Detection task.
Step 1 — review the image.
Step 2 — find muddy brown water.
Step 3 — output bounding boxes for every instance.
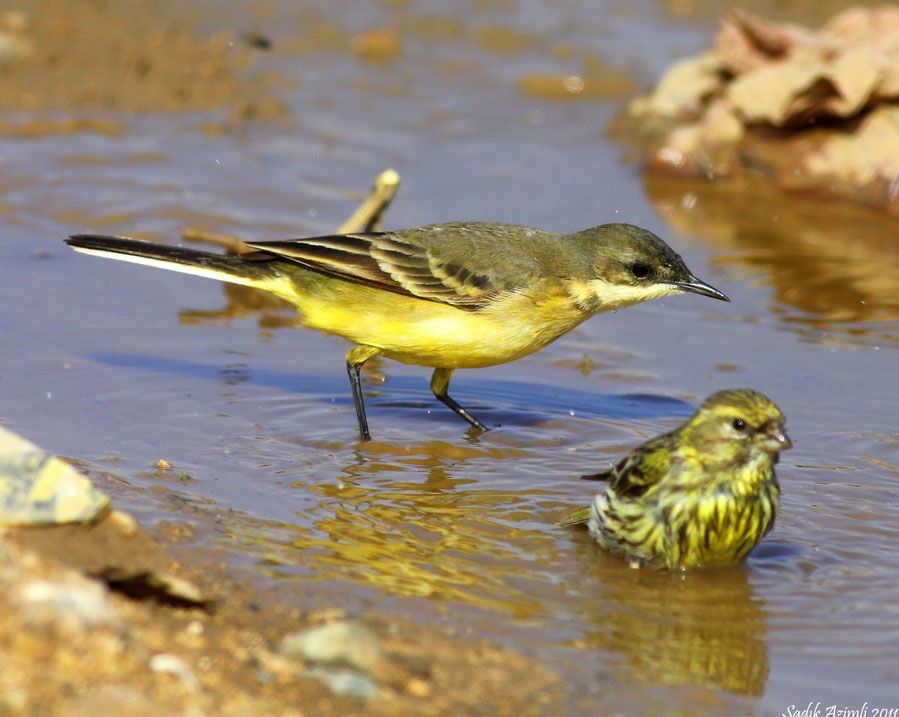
[2,1,897,713]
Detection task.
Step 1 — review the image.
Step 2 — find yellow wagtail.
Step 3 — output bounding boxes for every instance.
[66,222,728,440]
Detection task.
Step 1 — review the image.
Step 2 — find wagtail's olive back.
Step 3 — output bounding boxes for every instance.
[66,222,728,440]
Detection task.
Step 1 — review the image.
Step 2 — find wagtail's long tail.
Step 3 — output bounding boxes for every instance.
[66,235,280,287]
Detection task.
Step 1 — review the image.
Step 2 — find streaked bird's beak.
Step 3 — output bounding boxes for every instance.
[756,426,793,454]
[673,276,730,302]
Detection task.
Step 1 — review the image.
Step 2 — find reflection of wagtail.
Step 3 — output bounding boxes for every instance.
[66,222,728,440]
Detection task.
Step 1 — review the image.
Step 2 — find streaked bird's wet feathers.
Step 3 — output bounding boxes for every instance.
[560,389,789,570]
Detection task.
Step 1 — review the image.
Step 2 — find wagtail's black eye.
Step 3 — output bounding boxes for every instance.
[732,418,747,431]
[631,262,651,279]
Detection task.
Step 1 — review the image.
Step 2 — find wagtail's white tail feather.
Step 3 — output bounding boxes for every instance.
[66,234,280,287]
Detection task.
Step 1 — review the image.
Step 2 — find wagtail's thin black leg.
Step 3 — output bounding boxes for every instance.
[345,345,381,441]
[346,360,371,441]
[430,367,487,432]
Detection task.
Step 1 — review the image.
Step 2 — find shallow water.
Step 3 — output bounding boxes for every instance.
[2,1,898,713]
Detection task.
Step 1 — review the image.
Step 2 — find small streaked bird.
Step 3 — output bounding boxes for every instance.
[559,389,790,570]
[65,222,728,440]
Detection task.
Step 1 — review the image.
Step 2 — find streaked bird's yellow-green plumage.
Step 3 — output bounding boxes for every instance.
[65,222,728,440]
[560,389,791,570]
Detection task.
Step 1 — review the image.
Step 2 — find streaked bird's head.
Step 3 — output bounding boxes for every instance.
[568,223,729,311]
[682,389,791,475]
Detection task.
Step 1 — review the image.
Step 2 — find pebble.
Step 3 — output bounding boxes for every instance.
[15,574,118,631]
[303,667,379,701]
[279,621,383,673]
[279,621,385,701]
[0,29,30,65]
[149,653,200,691]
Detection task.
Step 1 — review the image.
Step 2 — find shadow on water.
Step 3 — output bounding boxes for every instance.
[748,540,805,562]
[90,351,696,426]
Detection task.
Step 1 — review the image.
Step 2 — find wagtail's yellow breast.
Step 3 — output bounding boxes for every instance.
[66,220,728,438]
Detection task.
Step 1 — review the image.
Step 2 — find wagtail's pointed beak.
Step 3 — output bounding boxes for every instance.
[673,275,730,302]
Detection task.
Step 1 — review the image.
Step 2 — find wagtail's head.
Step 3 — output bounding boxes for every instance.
[568,223,729,311]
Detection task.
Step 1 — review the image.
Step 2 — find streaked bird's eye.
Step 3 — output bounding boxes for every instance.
[732,418,747,431]
[630,262,651,279]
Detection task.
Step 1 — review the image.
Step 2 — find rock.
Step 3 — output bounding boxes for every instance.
[0,426,109,525]
[279,621,383,673]
[304,667,379,701]
[149,654,201,692]
[629,51,721,119]
[279,621,387,700]
[623,6,899,214]
[0,28,31,66]
[14,573,119,631]
[108,510,140,536]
